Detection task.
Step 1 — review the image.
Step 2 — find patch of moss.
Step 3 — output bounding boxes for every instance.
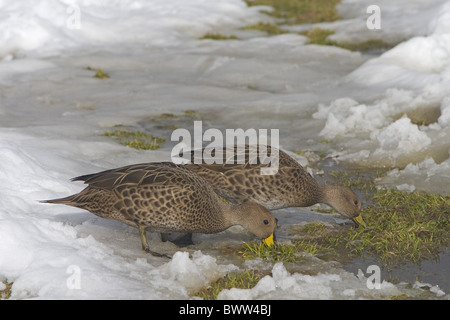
[240,237,335,263]
[245,0,341,24]
[143,110,202,131]
[102,127,166,150]
[0,281,12,300]
[242,1,390,53]
[182,109,199,115]
[86,66,110,79]
[240,241,301,263]
[200,33,240,40]
[194,269,264,300]
[304,28,336,46]
[241,22,288,35]
[390,293,411,300]
[303,28,393,53]
[337,39,393,52]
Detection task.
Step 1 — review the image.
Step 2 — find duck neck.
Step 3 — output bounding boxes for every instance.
[292,178,324,207]
[221,202,255,231]
[320,184,342,209]
[220,201,241,227]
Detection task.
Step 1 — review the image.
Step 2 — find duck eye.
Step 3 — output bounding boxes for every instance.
[354,200,359,205]
[263,219,269,225]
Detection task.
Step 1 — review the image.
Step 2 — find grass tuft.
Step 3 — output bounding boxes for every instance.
[194,269,264,300]
[337,39,393,52]
[304,28,336,45]
[241,22,288,35]
[102,128,166,150]
[240,237,335,263]
[86,66,110,79]
[240,241,301,263]
[329,188,450,266]
[200,33,240,40]
[241,0,392,52]
[303,28,392,52]
[245,0,341,24]
[0,281,12,300]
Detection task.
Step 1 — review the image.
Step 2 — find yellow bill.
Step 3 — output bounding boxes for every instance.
[352,215,367,227]
[262,233,274,246]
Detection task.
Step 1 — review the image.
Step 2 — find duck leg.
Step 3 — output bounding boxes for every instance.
[138,226,171,258]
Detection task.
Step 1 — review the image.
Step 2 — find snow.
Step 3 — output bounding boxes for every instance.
[313,0,450,189]
[0,0,449,299]
[217,262,404,300]
[0,0,262,58]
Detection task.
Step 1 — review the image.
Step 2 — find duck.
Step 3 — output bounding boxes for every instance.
[43,162,277,256]
[183,145,365,226]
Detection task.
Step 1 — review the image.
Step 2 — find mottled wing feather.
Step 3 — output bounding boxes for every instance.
[67,162,225,233]
[73,162,187,190]
[185,145,300,172]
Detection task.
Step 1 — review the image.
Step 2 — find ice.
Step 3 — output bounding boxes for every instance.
[396,184,416,192]
[371,116,431,156]
[164,251,238,293]
[0,0,263,59]
[379,157,450,193]
[313,89,441,167]
[1,0,449,300]
[346,35,450,88]
[414,281,446,297]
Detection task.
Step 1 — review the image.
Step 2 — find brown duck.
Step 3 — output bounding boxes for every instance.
[183,145,365,226]
[43,162,277,256]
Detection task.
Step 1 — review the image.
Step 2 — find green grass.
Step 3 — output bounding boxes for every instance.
[85,66,110,79]
[182,109,199,115]
[325,168,449,266]
[304,28,392,52]
[245,0,341,24]
[329,188,450,266]
[241,22,288,35]
[200,0,390,53]
[302,221,330,235]
[240,237,335,262]
[239,0,392,52]
[142,110,202,131]
[304,28,335,45]
[337,39,393,52]
[196,193,449,299]
[240,241,302,263]
[194,269,264,300]
[102,128,166,150]
[200,33,240,40]
[1,281,12,300]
